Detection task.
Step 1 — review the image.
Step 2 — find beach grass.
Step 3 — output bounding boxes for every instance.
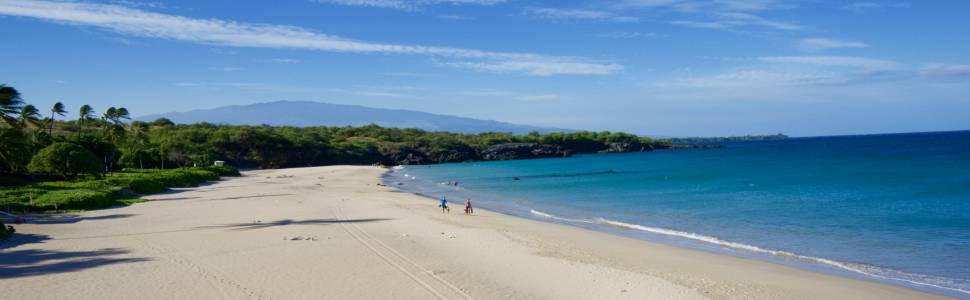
[0,166,238,212]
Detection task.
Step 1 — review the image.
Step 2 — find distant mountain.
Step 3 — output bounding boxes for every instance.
[137,101,567,134]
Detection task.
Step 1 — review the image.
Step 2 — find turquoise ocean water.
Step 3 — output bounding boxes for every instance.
[385,131,970,298]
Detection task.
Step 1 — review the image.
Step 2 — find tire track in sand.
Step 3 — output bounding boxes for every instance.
[333,205,474,300]
[136,237,271,300]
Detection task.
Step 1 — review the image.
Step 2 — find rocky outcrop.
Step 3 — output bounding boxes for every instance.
[382,148,432,165]
[378,141,717,165]
[481,143,570,161]
[598,142,657,153]
[668,143,722,150]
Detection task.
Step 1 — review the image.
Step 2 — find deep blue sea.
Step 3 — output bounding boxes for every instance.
[385,131,970,298]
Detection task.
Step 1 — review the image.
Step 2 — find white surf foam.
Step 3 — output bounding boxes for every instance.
[529,209,592,223]
[529,209,970,296]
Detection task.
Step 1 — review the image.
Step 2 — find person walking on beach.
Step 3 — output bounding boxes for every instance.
[439,197,450,213]
[464,198,473,215]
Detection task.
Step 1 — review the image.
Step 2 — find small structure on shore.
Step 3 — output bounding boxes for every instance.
[214,160,225,166]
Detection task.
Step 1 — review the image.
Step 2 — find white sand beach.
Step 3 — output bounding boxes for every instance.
[0,166,951,299]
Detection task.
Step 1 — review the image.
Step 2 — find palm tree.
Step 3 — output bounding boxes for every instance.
[103,107,117,130]
[19,105,43,156]
[116,107,130,123]
[78,104,94,138]
[0,85,24,127]
[129,122,150,170]
[49,102,66,135]
[19,105,42,129]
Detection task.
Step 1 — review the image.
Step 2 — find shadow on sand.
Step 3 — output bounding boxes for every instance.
[0,234,151,279]
[145,196,201,202]
[210,194,295,201]
[29,213,137,225]
[197,218,390,231]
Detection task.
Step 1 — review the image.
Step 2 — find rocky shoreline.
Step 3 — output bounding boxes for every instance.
[384,141,721,165]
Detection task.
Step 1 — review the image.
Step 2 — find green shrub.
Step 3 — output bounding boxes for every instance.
[127,178,165,194]
[0,219,9,239]
[201,165,240,176]
[1,166,237,212]
[34,189,116,210]
[28,142,103,177]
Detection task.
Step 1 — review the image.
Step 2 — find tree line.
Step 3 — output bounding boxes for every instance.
[1,84,669,177]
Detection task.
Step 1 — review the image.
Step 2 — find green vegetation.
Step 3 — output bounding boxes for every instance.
[1,84,670,173]
[668,133,788,144]
[28,142,103,177]
[0,219,10,240]
[1,83,665,212]
[0,166,238,212]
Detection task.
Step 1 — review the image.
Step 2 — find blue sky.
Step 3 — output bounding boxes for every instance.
[2,0,969,137]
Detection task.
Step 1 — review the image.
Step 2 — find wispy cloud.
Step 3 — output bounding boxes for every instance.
[615,1,797,32]
[0,0,620,76]
[919,64,970,79]
[171,82,324,93]
[614,0,785,12]
[672,12,799,31]
[208,66,244,72]
[442,59,623,76]
[797,38,869,52]
[437,14,473,20]
[594,31,664,39]
[757,56,898,70]
[107,0,165,9]
[264,58,302,64]
[656,69,844,88]
[378,71,427,77]
[313,0,505,11]
[657,55,904,89]
[515,94,565,101]
[842,2,909,12]
[523,7,638,22]
[353,90,416,98]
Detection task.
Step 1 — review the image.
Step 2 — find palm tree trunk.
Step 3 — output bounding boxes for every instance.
[48,112,54,136]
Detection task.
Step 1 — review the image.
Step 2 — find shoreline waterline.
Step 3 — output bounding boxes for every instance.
[384,147,970,300]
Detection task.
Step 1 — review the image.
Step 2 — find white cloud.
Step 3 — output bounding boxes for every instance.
[378,71,427,77]
[515,94,564,101]
[656,69,844,88]
[670,20,728,29]
[353,90,415,98]
[657,56,905,89]
[919,64,970,79]
[107,0,165,9]
[843,2,909,12]
[672,12,799,31]
[443,59,624,76]
[614,0,784,12]
[718,12,799,30]
[758,56,899,70]
[523,7,638,22]
[265,58,302,64]
[313,0,505,11]
[594,31,664,39]
[437,14,472,20]
[797,38,869,52]
[208,66,244,72]
[0,0,620,76]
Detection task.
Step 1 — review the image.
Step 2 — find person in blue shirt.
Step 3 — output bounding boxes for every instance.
[439,197,450,213]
